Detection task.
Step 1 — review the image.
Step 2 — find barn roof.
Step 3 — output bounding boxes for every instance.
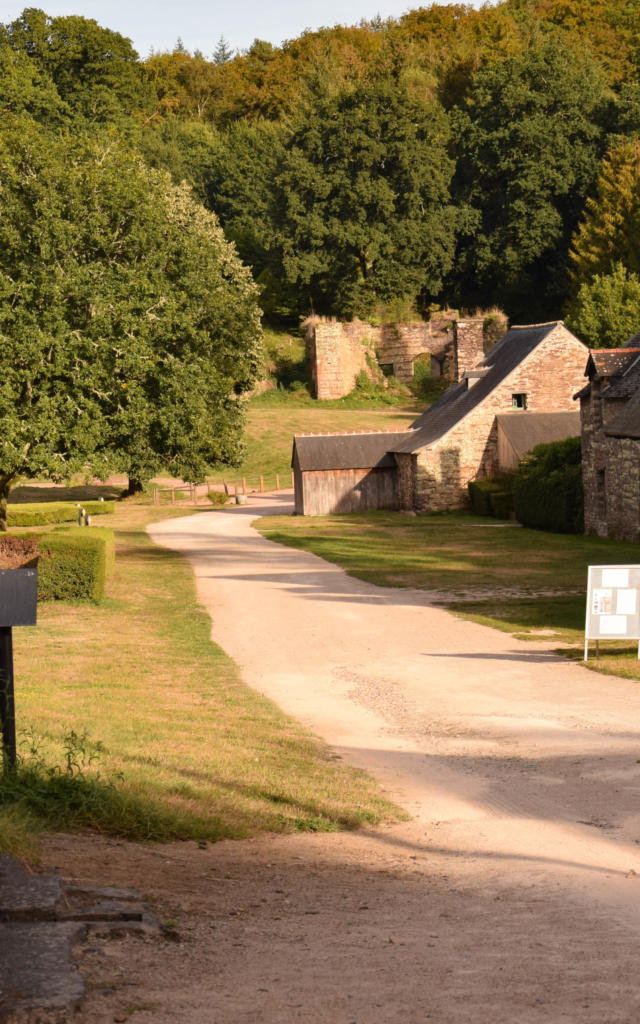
[495,411,581,460]
[390,322,570,454]
[292,431,411,472]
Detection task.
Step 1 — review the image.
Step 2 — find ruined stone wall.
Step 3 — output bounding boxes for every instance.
[306,314,461,400]
[304,319,377,401]
[410,324,588,512]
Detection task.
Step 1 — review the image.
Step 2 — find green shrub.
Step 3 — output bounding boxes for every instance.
[489,490,514,519]
[36,526,115,601]
[468,479,504,516]
[8,500,115,528]
[208,490,229,507]
[513,438,583,533]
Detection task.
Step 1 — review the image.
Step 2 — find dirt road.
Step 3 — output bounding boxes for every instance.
[43,496,640,1022]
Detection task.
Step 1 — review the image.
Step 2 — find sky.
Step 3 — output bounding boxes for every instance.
[0,0,488,59]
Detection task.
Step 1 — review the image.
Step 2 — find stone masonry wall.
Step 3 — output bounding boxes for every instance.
[582,387,640,541]
[411,324,588,512]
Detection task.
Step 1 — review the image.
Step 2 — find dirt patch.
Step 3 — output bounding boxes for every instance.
[0,535,39,569]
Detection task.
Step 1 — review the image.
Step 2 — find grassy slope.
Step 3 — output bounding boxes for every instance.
[256,512,640,680]
[1,504,403,859]
[208,398,419,488]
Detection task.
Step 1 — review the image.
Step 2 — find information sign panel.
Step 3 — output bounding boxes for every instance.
[585,564,640,660]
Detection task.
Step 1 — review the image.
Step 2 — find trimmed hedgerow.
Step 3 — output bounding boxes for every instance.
[8,501,115,528]
[489,490,514,520]
[513,437,583,534]
[36,527,116,602]
[468,479,504,516]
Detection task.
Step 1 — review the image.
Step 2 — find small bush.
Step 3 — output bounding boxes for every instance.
[36,526,115,601]
[8,500,115,527]
[513,438,583,533]
[208,490,229,507]
[468,479,504,516]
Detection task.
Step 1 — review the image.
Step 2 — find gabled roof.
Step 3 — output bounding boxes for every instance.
[577,345,640,400]
[390,322,572,454]
[604,389,640,439]
[586,349,640,378]
[496,412,581,460]
[292,431,410,472]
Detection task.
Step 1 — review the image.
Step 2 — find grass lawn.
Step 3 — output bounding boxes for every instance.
[207,398,419,491]
[256,511,640,679]
[1,503,403,861]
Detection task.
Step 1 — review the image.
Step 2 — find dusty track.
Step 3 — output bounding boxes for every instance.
[41,495,640,1022]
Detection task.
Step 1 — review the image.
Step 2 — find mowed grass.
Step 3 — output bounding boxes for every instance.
[208,399,418,489]
[256,511,640,679]
[1,504,403,858]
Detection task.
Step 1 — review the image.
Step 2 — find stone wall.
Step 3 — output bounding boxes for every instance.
[306,313,473,400]
[581,387,640,541]
[409,324,588,512]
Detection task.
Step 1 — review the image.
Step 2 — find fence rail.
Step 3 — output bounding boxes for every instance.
[153,474,294,506]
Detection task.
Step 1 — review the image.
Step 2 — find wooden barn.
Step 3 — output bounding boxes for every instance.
[291,431,410,515]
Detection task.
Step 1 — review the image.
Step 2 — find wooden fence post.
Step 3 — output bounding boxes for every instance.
[242,477,247,495]
[260,475,264,493]
[275,473,280,491]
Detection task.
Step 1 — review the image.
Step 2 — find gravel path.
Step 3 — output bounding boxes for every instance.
[41,495,640,1023]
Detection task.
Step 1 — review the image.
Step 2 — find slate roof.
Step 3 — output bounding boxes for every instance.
[601,352,640,399]
[496,412,581,460]
[292,431,410,472]
[604,389,640,439]
[576,334,640,399]
[390,322,565,454]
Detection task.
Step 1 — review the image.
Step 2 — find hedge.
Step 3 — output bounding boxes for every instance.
[513,438,583,534]
[489,490,514,520]
[35,527,115,602]
[468,479,504,516]
[8,501,115,528]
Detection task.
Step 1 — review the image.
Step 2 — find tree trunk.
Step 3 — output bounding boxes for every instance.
[0,478,10,532]
[125,477,144,497]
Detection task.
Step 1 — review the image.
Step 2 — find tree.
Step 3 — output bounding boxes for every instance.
[565,263,640,348]
[450,34,609,319]
[0,117,262,528]
[1,7,155,124]
[212,36,234,65]
[570,140,640,282]
[274,78,456,317]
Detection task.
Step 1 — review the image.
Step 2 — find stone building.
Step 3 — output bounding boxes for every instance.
[304,314,502,400]
[390,321,587,512]
[577,337,640,541]
[292,321,587,515]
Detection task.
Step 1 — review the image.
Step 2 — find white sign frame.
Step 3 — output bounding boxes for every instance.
[585,565,640,661]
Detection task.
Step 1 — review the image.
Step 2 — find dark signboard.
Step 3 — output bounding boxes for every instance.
[0,569,38,627]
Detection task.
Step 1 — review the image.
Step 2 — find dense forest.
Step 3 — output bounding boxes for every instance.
[1,1,640,341]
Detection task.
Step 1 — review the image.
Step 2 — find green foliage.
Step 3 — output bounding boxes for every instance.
[566,263,640,347]
[570,141,640,284]
[452,34,610,319]
[36,526,115,602]
[513,437,584,533]
[468,479,505,516]
[0,115,262,523]
[207,490,229,507]
[275,77,457,317]
[7,501,114,527]
[1,728,181,841]
[489,490,514,519]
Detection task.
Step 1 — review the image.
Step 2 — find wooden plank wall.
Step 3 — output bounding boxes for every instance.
[300,467,399,515]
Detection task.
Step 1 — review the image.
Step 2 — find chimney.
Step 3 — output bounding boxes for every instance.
[454,318,485,382]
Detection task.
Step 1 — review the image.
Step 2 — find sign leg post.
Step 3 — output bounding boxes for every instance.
[0,626,16,772]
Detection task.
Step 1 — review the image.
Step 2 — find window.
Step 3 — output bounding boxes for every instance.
[512,393,527,410]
